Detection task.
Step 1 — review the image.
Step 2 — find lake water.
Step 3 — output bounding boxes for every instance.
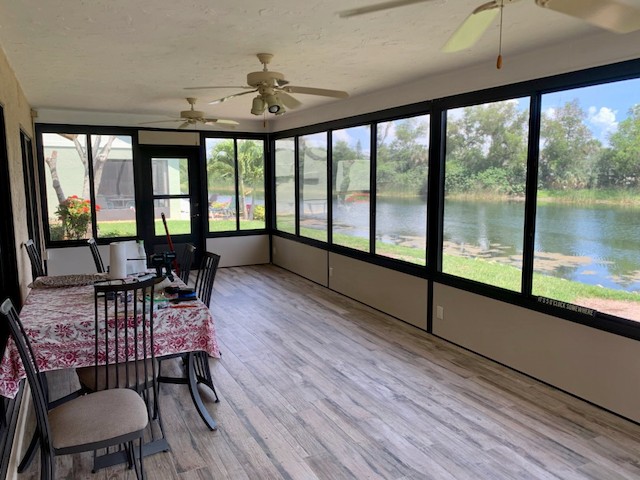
[332,197,640,292]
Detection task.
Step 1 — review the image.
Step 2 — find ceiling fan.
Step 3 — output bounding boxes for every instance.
[185,53,349,116]
[339,0,640,55]
[138,97,239,129]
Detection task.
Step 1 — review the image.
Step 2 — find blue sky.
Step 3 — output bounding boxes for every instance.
[542,77,640,146]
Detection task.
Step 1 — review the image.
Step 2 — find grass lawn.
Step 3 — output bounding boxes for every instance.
[315,229,639,305]
[98,219,266,237]
[99,219,639,308]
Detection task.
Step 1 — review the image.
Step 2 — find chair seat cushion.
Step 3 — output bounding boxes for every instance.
[76,358,158,392]
[49,388,148,450]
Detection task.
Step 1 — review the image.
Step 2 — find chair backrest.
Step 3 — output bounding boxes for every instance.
[87,238,106,273]
[179,244,196,285]
[194,252,221,308]
[92,277,158,392]
[0,299,54,463]
[24,239,45,278]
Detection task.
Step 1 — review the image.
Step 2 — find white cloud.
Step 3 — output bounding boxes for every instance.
[333,127,371,155]
[588,106,618,142]
[332,128,353,144]
[301,132,326,148]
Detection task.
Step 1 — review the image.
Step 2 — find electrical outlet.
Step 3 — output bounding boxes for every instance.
[436,305,444,320]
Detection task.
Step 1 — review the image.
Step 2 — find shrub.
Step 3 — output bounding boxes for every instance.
[253,205,265,221]
[55,195,100,240]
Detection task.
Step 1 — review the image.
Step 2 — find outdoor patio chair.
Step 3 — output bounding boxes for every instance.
[0,298,148,480]
[87,238,106,273]
[179,243,196,285]
[24,239,45,278]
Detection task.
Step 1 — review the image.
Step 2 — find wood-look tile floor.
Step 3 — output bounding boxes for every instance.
[18,264,640,479]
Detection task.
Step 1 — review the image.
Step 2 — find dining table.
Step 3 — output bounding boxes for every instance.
[0,272,222,450]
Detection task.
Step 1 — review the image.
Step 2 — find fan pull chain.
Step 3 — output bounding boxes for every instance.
[497,0,504,69]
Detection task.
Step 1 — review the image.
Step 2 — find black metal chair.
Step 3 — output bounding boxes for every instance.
[190,252,221,400]
[87,238,105,273]
[194,252,221,309]
[0,298,148,480]
[158,251,221,404]
[179,243,196,285]
[24,239,45,278]
[75,275,167,470]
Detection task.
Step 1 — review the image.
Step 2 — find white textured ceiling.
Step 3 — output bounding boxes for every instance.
[0,0,639,129]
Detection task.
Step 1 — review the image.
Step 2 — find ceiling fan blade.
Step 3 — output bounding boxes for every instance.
[277,92,303,109]
[442,1,500,52]
[137,119,181,125]
[203,118,240,126]
[282,86,349,99]
[184,85,252,90]
[535,0,640,33]
[178,121,190,129]
[209,89,258,105]
[338,0,435,17]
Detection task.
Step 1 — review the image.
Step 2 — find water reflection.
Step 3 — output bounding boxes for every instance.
[332,197,640,292]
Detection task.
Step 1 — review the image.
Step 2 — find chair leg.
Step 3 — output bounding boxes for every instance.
[152,381,166,441]
[146,389,163,440]
[196,351,219,402]
[18,428,39,473]
[137,436,145,480]
[126,441,134,469]
[39,445,54,480]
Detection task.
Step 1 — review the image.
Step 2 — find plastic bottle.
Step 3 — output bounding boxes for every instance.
[136,240,147,273]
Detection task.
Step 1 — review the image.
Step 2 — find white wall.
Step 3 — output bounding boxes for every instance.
[206,235,269,267]
[432,283,640,423]
[329,253,428,330]
[272,236,328,286]
[46,245,102,275]
[138,130,200,146]
[0,44,36,300]
[35,109,268,133]
[46,236,270,275]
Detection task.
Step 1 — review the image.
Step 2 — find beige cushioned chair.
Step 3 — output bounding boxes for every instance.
[0,298,148,480]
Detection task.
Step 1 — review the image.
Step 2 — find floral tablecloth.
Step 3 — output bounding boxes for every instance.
[0,279,220,398]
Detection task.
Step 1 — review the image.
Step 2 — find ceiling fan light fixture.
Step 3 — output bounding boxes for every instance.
[251,96,266,115]
[191,54,348,117]
[265,93,283,114]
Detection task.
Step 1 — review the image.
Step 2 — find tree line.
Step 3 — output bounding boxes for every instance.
[331,100,640,198]
[448,99,640,195]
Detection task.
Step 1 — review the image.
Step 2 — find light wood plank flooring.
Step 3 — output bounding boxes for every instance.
[18,264,640,479]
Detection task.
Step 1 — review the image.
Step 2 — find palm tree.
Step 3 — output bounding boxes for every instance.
[207,139,264,219]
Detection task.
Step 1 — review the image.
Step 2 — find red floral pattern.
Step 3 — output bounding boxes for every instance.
[0,281,220,398]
